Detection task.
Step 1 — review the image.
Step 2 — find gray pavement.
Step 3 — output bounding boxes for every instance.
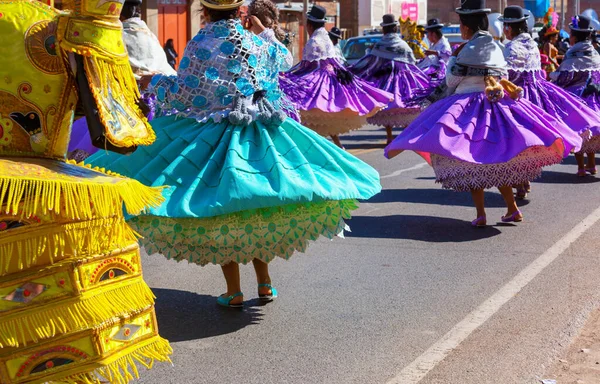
[138,125,600,384]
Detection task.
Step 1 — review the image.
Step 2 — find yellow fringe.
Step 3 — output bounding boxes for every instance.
[49,337,172,384]
[0,165,164,221]
[83,56,156,149]
[0,279,155,348]
[0,217,137,277]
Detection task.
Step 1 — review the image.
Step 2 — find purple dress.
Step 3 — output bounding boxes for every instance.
[384,31,582,191]
[552,40,600,153]
[506,34,600,154]
[349,33,434,128]
[280,27,392,136]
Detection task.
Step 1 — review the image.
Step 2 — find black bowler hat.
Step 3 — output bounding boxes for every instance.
[380,14,398,27]
[424,18,444,30]
[329,27,342,39]
[498,6,529,23]
[455,0,491,15]
[570,14,595,31]
[307,5,327,23]
[124,0,142,5]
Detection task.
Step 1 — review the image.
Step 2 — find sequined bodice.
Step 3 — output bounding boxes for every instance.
[0,1,76,159]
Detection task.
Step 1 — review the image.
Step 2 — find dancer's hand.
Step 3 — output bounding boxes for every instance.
[452,43,466,56]
[246,15,266,35]
[424,50,439,57]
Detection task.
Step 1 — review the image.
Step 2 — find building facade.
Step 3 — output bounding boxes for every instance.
[428,0,598,28]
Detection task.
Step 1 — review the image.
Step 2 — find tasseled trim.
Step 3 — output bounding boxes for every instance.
[50,337,172,384]
[0,160,164,221]
[82,56,156,148]
[0,217,138,277]
[0,278,155,348]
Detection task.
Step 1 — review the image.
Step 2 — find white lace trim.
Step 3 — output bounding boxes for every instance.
[303,27,338,62]
[430,146,563,191]
[557,41,600,72]
[504,33,541,72]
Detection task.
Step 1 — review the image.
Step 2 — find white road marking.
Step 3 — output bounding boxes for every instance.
[387,205,600,384]
[381,162,429,179]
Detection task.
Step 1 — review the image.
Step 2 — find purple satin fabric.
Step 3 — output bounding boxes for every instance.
[385,92,582,163]
[280,58,392,114]
[349,56,434,109]
[510,69,600,137]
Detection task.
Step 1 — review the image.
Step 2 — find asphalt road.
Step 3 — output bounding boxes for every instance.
[137,125,600,384]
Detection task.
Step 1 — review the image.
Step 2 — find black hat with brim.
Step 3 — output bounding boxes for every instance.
[456,0,491,15]
[329,27,343,39]
[307,5,327,23]
[424,18,444,30]
[380,14,398,27]
[498,5,529,23]
[570,15,595,32]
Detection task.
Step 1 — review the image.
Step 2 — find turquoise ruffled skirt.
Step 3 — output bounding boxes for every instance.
[87,115,381,265]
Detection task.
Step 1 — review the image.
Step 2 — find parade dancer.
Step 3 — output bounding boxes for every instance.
[501,6,600,190]
[329,27,347,64]
[551,15,600,176]
[68,0,175,161]
[0,0,172,382]
[246,0,301,122]
[87,0,381,308]
[418,18,453,85]
[384,0,582,227]
[280,5,392,149]
[349,14,434,144]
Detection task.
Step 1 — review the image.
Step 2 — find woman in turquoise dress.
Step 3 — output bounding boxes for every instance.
[88,0,381,307]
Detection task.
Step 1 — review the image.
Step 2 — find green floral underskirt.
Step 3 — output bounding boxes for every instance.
[128,199,358,266]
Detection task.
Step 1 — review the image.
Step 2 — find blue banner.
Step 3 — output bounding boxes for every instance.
[524,0,550,18]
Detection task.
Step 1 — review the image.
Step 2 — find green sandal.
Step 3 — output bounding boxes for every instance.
[216,292,244,308]
[258,284,278,301]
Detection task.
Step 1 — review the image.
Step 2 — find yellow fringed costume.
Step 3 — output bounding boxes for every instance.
[0,0,171,382]
[399,17,426,59]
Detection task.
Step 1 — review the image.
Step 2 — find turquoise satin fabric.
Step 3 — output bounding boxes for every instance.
[88,116,381,218]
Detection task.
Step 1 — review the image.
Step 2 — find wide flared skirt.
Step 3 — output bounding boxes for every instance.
[280,62,392,116]
[87,115,382,264]
[517,76,600,154]
[384,92,583,191]
[351,58,433,110]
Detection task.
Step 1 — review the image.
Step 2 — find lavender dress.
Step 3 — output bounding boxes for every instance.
[280,27,392,136]
[385,31,582,191]
[551,40,600,152]
[349,33,434,128]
